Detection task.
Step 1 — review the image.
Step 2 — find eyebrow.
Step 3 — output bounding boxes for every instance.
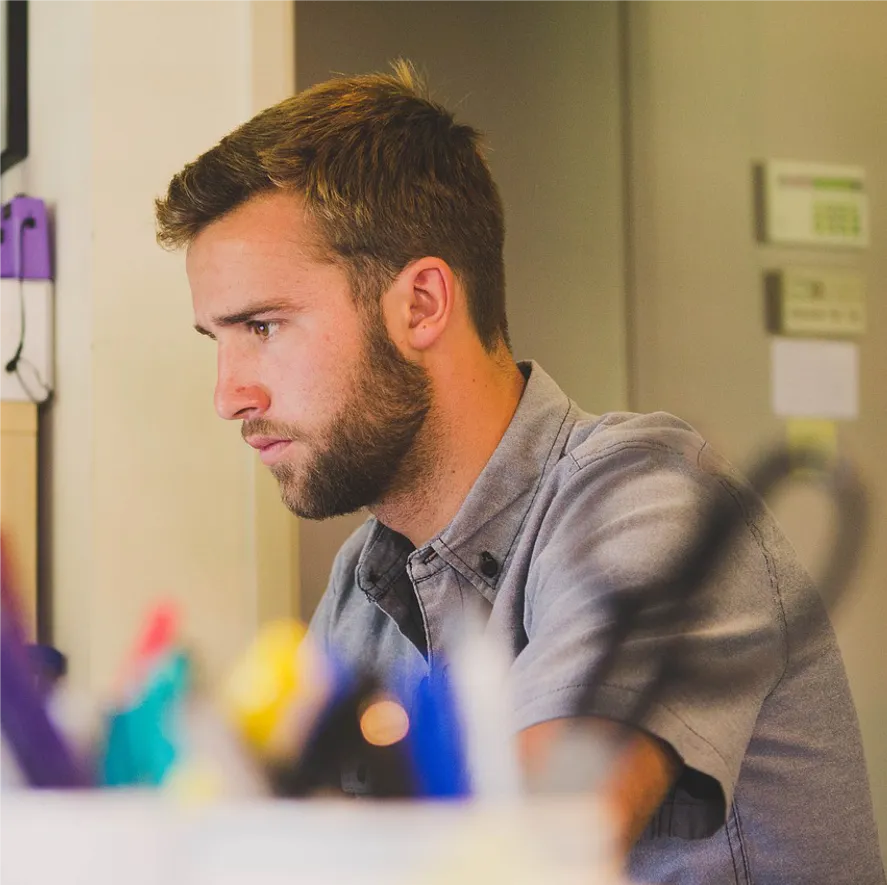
[194,300,294,337]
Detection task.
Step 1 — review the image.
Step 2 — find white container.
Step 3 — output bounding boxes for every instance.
[0,793,629,885]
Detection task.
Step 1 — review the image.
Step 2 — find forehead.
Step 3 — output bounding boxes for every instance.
[186,190,333,283]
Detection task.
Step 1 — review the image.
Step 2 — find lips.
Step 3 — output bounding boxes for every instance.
[245,435,292,467]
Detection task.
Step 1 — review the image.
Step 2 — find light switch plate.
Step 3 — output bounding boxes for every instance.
[765,267,866,338]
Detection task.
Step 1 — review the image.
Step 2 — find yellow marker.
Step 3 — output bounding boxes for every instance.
[786,418,838,469]
[220,620,307,754]
[219,620,332,761]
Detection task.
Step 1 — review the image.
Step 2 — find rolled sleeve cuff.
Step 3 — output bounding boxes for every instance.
[512,681,736,818]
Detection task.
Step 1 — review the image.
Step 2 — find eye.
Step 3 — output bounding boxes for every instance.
[246,320,279,340]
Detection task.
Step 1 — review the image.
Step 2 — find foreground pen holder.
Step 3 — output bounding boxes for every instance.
[1,791,627,885]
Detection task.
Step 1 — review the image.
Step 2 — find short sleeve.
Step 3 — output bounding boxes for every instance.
[509,442,787,831]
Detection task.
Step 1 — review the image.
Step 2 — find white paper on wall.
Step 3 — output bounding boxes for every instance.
[771,338,859,420]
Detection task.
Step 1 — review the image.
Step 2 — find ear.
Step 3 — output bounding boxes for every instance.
[382,257,456,354]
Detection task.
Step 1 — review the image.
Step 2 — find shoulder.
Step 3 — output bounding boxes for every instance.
[532,409,741,522]
[529,409,766,591]
[564,410,715,473]
[552,409,757,510]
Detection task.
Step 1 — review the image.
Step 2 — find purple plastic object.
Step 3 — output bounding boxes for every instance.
[0,544,90,788]
[1,196,52,280]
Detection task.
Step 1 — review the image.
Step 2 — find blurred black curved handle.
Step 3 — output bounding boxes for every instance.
[580,445,869,733]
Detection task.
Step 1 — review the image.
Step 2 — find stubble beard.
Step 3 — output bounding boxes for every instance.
[269,314,434,520]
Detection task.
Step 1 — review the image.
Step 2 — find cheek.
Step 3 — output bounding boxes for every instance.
[264,338,357,423]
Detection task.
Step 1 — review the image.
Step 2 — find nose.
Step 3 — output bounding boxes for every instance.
[214,346,271,421]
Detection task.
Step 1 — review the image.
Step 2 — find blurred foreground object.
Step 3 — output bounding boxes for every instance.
[0,540,92,788]
[0,793,626,885]
[26,644,68,694]
[539,444,869,795]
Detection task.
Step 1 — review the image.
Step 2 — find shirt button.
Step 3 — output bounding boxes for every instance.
[480,551,499,578]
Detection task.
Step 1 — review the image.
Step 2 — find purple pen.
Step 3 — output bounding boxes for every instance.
[0,544,91,788]
[0,637,91,787]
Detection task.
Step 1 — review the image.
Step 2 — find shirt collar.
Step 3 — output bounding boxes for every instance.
[356,361,576,604]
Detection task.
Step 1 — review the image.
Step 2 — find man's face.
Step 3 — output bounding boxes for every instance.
[186,191,432,519]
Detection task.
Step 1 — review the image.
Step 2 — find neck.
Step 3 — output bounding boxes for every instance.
[372,354,525,547]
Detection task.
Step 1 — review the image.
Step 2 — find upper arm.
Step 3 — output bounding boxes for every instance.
[510,443,785,837]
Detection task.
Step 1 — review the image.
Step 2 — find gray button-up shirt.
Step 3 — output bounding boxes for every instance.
[311,361,884,884]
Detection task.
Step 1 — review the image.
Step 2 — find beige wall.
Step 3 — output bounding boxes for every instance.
[626,0,887,853]
[12,0,298,691]
[294,0,628,617]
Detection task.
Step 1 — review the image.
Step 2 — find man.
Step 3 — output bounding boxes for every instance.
[156,63,884,882]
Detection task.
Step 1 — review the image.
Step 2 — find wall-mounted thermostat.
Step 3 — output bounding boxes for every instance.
[765,267,866,338]
[757,160,869,248]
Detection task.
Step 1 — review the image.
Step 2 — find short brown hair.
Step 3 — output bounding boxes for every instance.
[155,61,509,351]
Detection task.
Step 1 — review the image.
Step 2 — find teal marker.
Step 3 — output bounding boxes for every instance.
[101,650,190,787]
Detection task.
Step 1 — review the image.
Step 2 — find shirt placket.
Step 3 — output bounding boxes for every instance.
[407,549,492,671]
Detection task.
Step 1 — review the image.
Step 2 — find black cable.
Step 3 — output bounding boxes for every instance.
[578,444,868,739]
[4,217,34,373]
[4,214,51,405]
[13,357,51,405]
[3,286,26,374]
[532,444,869,800]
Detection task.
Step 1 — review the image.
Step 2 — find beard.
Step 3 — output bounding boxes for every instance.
[243,312,433,520]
